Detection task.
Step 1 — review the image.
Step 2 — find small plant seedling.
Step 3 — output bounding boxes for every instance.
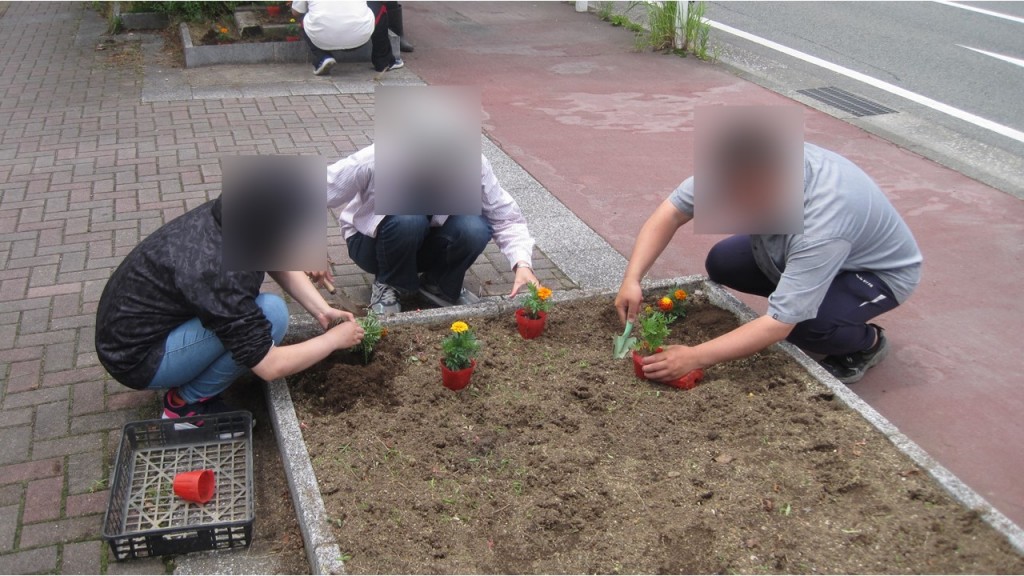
[351,311,385,364]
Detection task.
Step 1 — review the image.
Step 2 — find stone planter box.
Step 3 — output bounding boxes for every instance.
[267,276,1024,573]
[180,22,398,69]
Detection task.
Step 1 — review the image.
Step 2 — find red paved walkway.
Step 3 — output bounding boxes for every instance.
[404,2,1024,527]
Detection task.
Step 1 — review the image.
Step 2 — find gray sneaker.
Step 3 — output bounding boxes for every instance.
[419,280,480,308]
[821,324,889,384]
[369,281,402,315]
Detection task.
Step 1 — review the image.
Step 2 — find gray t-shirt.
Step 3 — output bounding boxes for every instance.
[670,142,922,324]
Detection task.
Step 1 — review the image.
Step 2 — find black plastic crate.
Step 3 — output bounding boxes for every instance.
[102,411,254,561]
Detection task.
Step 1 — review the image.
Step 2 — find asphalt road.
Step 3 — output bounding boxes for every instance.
[704,1,1024,194]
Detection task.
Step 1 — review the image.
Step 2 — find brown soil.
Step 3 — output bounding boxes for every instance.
[289,296,1024,574]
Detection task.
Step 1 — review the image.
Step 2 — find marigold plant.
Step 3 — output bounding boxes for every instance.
[442,320,479,370]
[286,17,300,35]
[215,25,232,42]
[658,286,689,321]
[633,308,674,355]
[519,283,552,319]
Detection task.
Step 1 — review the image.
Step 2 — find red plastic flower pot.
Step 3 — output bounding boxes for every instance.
[515,309,547,340]
[173,469,215,504]
[440,359,476,391]
[285,35,300,42]
[631,350,647,379]
[666,368,705,390]
[267,5,282,16]
[631,348,662,379]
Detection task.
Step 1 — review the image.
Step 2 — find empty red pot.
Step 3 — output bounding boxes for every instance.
[285,35,300,42]
[440,359,476,391]
[515,309,547,339]
[173,469,215,504]
[267,5,282,16]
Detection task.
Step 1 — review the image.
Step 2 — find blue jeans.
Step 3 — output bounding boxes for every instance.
[147,294,289,403]
[705,235,899,356]
[347,215,493,301]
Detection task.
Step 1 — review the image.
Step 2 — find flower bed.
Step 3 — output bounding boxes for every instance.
[287,288,1024,573]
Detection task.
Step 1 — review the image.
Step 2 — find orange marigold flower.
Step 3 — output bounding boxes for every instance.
[537,287,553,301]
[658,297,674,311]
[673,289,687,301]
[220,27,229,33]
[380,329,388,337]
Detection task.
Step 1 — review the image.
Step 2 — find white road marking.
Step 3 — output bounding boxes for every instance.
[932,0,1024,25]
[706,19,1024,145]
[958,44,1024,70]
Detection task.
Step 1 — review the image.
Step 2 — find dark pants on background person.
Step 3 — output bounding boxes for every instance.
[347,215,493,301]
[705,235,898,356]
[302,2,396,71]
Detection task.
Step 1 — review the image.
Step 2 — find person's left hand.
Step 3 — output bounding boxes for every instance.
[642,345,703,382]
[316,307,354,331]
[509,265,540,297]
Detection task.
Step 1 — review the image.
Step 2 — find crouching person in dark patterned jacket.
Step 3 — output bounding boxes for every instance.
[95,159,364,427]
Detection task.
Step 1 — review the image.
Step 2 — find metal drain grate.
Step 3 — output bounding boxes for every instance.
[797,86,897,117]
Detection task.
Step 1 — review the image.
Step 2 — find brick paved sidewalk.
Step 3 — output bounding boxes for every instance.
[0,3,575,573]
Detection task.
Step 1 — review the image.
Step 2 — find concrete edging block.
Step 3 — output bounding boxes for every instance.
[119,12,169,30]
[264,378,346,575]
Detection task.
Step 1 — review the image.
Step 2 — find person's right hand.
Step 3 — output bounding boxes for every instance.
[615,279,643,325]
[326,319,364,349]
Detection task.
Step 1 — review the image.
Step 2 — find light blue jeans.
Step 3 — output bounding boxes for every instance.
[148,293,289,403]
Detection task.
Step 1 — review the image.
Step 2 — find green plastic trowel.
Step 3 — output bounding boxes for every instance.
[613,321,636,359]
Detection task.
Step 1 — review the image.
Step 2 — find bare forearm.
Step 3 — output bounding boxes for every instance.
[252,336,335,381]
[270,271,329,319]
[693,316,794,368]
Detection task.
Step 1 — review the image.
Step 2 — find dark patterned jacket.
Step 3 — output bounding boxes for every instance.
[95,198,273,390]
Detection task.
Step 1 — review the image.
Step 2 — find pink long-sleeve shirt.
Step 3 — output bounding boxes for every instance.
[326,145,536,270]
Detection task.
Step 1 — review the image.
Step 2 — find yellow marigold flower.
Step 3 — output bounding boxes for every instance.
[537,287,553,301]
[289,18,296,23]
[645,305,653,314]
[451,321,469,334]
[657,296,674,311]
[674,289,687,301]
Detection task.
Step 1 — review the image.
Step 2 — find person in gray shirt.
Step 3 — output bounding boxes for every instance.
[615,141,922,384]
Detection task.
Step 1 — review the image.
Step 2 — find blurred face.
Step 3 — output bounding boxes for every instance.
[718,163,786,229]
[692,105,804,235]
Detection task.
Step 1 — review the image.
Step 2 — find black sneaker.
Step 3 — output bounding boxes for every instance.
[163,392,236,430]
[821,324,889,384]
[314,57,336,76]
[419,275,480,307]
